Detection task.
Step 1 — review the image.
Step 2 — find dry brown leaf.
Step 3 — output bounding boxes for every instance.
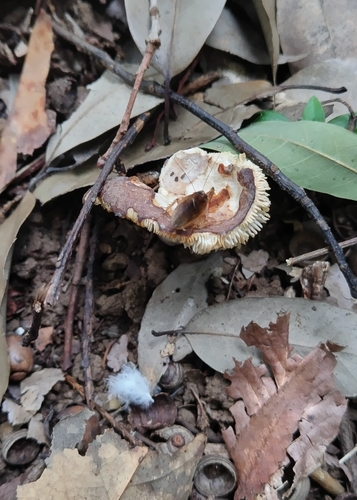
[107,334,128,372]
[222,314,347,500]
[21,368,64,413]
[35,326,54,352]
[0,10,54,192]
[17,430,147,500]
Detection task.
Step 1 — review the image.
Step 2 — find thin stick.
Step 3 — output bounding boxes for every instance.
[287,236,357,266]
[93,402,140,446]
[62,217,91,371]
[324,97,357,131]
[43,111,152,307]
[51,22,357,298]
[82,217,98,409]
[97,0,161,168]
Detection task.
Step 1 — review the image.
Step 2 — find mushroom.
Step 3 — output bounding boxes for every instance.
[96,147,270,254]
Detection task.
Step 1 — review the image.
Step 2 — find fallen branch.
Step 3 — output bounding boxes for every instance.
[48,22,357,299]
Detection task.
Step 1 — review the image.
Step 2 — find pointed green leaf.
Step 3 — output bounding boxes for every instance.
[301,96,325,122]
[252,110,290,123]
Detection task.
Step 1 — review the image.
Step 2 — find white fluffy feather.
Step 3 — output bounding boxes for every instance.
[107,362,154,409]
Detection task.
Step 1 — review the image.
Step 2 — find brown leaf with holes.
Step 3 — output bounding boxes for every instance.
[0,10,54,192]
[222,313,347,500]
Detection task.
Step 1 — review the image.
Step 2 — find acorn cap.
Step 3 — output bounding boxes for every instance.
[96,147,270,254]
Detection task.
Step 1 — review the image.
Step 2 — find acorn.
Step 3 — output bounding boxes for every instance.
[7,334,34,381]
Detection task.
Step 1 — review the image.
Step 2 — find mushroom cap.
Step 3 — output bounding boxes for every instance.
[97,147,270,254]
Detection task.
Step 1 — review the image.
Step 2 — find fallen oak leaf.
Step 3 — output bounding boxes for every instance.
[222,314,347,500]
[0,10,54,192]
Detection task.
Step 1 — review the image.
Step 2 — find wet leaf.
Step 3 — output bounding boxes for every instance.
[138,253,223,392]
[181,297,357,396]
[277,0,357,71]
[17,430,148,500]
[46,70,163,165]
[203,121,357,201]
[120,434,206,500]
[0,192,36,402]
[301,96,325,122]
[252,0,279,82]
[0,11,54,192]
[125,0,226,78]
[223,314,347,499]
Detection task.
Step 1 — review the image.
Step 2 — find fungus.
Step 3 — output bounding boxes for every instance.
[96,147,270,254]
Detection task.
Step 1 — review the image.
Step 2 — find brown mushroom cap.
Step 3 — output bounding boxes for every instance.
[97,147,270,254]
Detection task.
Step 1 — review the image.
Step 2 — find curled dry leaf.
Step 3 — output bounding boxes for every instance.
[97,147,270,254]
[222,314,347,500]
[0,10,54,192]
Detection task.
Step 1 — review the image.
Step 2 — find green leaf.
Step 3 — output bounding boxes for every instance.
[252,110,290,123]
[328,114,357,133]
[301,96,325,122]
[201,121,357,201]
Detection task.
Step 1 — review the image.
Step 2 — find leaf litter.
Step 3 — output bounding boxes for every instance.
[2,1,357,499]
[223,313,347,500]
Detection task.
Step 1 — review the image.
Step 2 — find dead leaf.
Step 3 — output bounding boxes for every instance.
[21,368,64,413]
[277,0,357,71]
[0,192,36,402]
[252,0,279,82]
[46,70,163,165]
[35,326,54,352]
[138,253,223,392]
[120,433,206,500]
[17,430,148,500]
[1,398,33,425]
[0,10,54,192]
[239,249,269,275]
[125,0,225,78]
[204,80,272,109]
[325,263,357,312]
[178,296,357,396]
[50,408,101,459]
[223,314,347,499]
[107,334,128,372]
[28,414,48,445]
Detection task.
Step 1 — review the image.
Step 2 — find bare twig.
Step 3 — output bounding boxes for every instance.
[62,217,91,371]
[287,236,357,266]
[82,217,98,409]
[22,285,49,346]
[51,21,357,298]
[43,111,152,307]
[93,402,139,446]
[97,1,161,167]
